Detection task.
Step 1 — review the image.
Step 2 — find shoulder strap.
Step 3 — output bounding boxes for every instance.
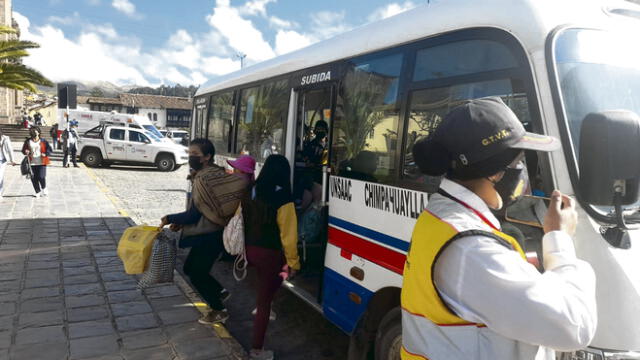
[432,229,517,317]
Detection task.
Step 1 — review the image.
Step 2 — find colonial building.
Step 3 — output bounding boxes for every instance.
[77,94,192,129]
[0,0,24,124]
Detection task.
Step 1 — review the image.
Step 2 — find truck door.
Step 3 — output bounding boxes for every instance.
[105,128,127,161]
[126,129,153,163]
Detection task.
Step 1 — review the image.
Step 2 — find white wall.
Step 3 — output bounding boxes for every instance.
[138,108,167,129]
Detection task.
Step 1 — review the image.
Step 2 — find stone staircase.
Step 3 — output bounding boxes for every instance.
[1,124,64,161]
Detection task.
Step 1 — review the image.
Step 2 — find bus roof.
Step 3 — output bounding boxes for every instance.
[197,0,638,97]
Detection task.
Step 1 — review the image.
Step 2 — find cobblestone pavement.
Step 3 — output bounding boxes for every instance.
[89,163,350,360]
[0,146,237,360]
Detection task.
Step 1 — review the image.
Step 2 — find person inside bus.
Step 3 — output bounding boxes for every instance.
[401,97,597,360]
[303,120,329,172]
[339,150,379,183]
[160,138,247,325]
[241,154,300,360]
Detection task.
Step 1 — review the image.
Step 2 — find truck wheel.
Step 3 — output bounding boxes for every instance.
[156,154,175,172]
[82,149,102,168]
[375,307,402,360]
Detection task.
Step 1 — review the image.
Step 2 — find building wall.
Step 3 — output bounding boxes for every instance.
[28,104,58,126]
[138,107,167,128]
[0,0,24,125]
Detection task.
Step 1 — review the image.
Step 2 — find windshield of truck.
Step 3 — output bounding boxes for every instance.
[143,125,164,139]
[554,28,640,159]
[144,131,161,142]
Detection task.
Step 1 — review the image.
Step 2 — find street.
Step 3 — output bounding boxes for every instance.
[89,164,351,360]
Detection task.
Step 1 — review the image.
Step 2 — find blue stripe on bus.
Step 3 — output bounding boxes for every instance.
[322,267,373,334]
[328,216,409,252]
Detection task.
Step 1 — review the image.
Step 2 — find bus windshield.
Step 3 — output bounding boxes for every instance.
[554,28,640,159]
[143,125,164,139]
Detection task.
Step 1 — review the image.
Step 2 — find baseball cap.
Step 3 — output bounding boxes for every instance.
[436,97,559,166]
[227,155,256,174]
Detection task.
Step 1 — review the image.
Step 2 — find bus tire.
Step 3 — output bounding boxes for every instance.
[82,149,102,168]
[375,307,402,360]
[156,154,175,172]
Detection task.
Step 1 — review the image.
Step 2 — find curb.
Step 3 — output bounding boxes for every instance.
[83,166,248,360]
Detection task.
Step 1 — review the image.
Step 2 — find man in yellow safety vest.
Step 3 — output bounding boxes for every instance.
[401,97,597,360]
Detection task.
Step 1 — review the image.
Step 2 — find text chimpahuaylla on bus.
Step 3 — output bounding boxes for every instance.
[190,0,640,358]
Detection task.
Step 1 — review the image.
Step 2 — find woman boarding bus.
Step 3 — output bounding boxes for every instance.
[190,0,640,358]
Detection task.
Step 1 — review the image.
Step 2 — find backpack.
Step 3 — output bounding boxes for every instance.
[223,205,247,281]
[20,157,32,178]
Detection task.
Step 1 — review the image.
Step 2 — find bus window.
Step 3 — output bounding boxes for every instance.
[207,91,234,154]
[237,79,289,161]
[332,53,403,184]
[413,40,518,81]
[403,79,532,184]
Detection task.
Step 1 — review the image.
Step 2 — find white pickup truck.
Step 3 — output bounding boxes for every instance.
[78,125,189,171]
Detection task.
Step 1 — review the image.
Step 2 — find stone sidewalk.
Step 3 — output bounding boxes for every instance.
[0,146,239,360]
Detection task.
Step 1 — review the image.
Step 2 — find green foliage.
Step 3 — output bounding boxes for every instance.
[0,25,52,91]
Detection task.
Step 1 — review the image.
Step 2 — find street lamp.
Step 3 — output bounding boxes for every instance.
[236,52,247,69]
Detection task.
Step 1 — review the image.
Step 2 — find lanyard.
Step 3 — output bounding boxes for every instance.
[437,189,499,231]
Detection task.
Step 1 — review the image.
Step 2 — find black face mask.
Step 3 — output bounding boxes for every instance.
[494,160,529,208]
[315,131,326,139]
[189,155,203,171]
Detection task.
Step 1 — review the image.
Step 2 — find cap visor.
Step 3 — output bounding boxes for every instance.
[511,132,561,152]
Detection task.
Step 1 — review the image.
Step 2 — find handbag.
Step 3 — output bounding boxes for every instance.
[138,231,177,288]
[20,157,32,179]
[223,205,247,281]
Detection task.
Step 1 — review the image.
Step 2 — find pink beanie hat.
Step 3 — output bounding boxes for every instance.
[227,155,256,174]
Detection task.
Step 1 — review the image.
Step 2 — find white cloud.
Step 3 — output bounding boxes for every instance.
[269,15,295,30]
[367,1,418,23]
[48,12,80,25]
[241,0,276,17]
[112,0,141,19]
[311,11,352,40]
[207,0,275,62]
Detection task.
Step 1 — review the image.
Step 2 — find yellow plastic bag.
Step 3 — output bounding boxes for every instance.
[117,225,162,274]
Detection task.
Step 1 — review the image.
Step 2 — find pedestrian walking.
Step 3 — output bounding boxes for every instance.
[21,126,53,198]
[50,124,59,150]
[62,121,79,168]
[160,138,247,325]
[401,97,597,359]
[241,154,300,360]
[0,127,16,197]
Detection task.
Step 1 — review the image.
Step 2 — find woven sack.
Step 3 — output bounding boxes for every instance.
[138,231,176,288]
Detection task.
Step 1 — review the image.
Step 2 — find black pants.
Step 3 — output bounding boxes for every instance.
[63,144,77,167]
[30,165,46,193]
[183,232,225,311]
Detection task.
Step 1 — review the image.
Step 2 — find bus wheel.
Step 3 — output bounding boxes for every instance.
[156,154,175,172]
[82,149,102,168]
[375,307,402,360]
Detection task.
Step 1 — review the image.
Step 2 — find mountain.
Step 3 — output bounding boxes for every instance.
[37,81,197,98]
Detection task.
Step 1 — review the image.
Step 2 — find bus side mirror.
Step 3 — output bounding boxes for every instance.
[578,111,640,206]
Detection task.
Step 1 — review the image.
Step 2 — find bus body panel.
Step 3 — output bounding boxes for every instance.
[191,0,640,354]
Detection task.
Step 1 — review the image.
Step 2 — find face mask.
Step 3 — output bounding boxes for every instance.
[493,160,530,208]
[189,155,203,171]
[315,131,326,139]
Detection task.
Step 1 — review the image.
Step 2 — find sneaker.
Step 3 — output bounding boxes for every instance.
[249,349,274,360]
[252,308,277,321]
[33,192,41,198]
[73,165,79,168]
[220,289,231,303]
[197,309,229,325]
[42,188,48,196]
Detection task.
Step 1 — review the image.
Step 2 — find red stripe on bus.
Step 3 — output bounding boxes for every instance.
[328,226,406,275]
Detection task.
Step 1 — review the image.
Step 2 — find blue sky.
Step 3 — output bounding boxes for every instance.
[15,0,420,87]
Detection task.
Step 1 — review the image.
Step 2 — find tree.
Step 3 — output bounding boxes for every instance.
[0,25,52,92]
[89,87,104,97]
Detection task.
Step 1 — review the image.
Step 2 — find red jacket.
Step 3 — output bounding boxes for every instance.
[22,138,52,166]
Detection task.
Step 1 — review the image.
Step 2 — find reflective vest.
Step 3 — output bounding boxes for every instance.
[400,193,536,360]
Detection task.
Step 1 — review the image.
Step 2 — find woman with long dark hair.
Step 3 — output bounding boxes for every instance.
[242,154,300,360]
[160,138,247,324]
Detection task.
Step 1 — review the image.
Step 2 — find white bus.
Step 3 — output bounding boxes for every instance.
[192,1,640,358]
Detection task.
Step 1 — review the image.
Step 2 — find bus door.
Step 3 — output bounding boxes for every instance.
[288,84,335,304]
